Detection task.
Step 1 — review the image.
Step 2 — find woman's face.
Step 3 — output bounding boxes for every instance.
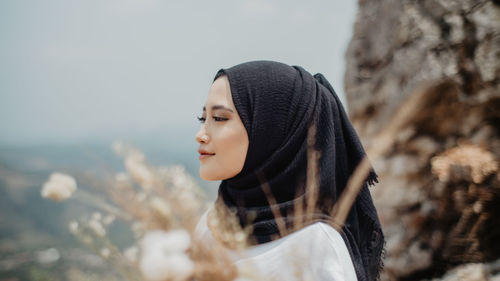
[195,75,249,181]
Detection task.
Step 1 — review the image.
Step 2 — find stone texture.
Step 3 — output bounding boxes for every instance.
[344,0,500,280]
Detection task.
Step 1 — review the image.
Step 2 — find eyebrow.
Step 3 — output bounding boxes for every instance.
[202,105,234,113]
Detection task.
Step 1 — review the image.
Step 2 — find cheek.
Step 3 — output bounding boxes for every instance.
[199,123,249,181]
[212,126,248,178]
[217,129,248,165]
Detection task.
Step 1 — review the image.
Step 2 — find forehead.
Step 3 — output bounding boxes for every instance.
[205,76,232,108]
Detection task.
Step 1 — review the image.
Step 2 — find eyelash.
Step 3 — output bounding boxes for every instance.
[197,116,228,123]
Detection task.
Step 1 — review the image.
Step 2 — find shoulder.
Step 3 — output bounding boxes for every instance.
[237,222,358,281]
[194,212,357,281]
[193,207,214,243]
[194,208,209,235]
[257,222,346,253]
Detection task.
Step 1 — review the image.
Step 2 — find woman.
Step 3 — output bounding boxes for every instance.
[195,60,384,281]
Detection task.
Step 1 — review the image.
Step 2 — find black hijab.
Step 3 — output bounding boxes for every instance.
[212,60,384,281]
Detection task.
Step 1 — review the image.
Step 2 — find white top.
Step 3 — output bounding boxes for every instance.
[195,209,358,281]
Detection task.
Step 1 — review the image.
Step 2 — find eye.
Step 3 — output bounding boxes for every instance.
[213,116,228,122]
[197,116,206,123]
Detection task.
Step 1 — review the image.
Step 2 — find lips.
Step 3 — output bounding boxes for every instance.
[199,154,214,160]
[198,149,215,160]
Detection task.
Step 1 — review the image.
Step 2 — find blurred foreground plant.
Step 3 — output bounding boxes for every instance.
[39,80,500,281]
[40,141,250,281]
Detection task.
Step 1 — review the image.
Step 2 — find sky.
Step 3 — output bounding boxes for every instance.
[0,0,357,146]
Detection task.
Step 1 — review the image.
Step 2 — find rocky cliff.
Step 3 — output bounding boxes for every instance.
[344,0,500,280]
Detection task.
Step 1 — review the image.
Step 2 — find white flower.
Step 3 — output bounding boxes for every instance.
[41,172,77,201]
[140,229,194,281]
[150,197,172,218]
[132,222,145,238]
[103,214,116,226]
[125,157,154,189]
[141,229,191,254]
[68,221,79,233]
[115,172,129,183]
[141,253,194,281]
[35,248,60,265]
[88,217,106,237]
[91,212,102,221]
[100,248,111,258]
[123,245,139,263]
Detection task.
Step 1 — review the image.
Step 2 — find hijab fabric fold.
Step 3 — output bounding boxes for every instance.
[212,60,384,281]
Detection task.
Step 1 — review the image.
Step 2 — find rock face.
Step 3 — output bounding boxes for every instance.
[344,0,500,280]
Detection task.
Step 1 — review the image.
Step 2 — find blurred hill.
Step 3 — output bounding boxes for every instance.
[0,141,211,280]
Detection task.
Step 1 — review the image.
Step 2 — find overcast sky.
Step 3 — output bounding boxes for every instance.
[0,0,357,146]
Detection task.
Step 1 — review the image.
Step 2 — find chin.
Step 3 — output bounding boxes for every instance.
[200,175,218,181]
[200,165,241,181]
[199,168,221,181]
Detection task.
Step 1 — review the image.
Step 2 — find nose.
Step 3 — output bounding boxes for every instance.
[195,126,209,144]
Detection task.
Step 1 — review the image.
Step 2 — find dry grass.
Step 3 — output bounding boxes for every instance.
[40,79,498,281]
